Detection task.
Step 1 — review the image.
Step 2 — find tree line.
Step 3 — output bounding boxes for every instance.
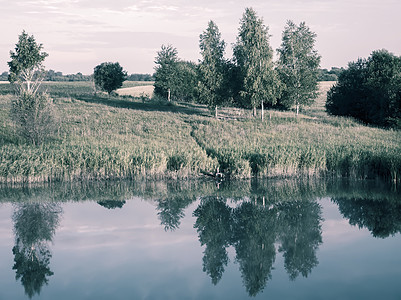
[0,70,154,82]
[0,69,334,82]
[153,8,321,118]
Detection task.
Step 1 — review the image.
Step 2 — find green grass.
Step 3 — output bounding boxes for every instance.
[0,81,400,183]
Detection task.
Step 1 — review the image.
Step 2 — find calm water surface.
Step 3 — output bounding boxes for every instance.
[0,179,400,299]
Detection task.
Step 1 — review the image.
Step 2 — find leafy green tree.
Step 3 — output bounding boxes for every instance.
[153,44,179,100]
[198,20,228,118]
[94,62,127,95]
[326,50,401,127]
[8,30,48,94]
[233,8,281,119]
[277,20,321,115]
[8,31,56,145]
[174,60,198,102]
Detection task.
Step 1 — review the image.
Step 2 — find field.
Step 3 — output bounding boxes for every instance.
[0,81,400,184]
[117,84,154,98]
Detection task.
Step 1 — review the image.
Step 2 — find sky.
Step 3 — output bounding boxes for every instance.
[0,0,400,75]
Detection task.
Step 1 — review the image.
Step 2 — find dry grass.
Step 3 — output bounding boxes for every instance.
[0,80,400,183]
[117,85,154,98]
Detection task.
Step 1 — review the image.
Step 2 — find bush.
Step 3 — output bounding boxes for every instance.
[326,50,401,128]
[10,91,58,145]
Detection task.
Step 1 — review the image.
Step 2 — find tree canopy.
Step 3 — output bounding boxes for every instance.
[277,20,321,114]
[233,8,280,118]
[8,30,48,94]
[94,62,127,95]
[198,20,228,118]
[326,50,401,127]
[153,44,179,100]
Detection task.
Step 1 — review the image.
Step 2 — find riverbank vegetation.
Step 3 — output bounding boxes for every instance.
[0,81,400,184]
[327,50,401,128]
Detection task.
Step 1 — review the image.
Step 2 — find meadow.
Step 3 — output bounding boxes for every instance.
[0,81,400,184]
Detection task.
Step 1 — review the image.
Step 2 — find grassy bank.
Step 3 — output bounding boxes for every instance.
[0,81,400,183]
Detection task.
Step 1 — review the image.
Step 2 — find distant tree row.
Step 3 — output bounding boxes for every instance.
[0,70,154,82]
[44,70,153,82]
[326,49,401,128]
[45,70,92,81]
[153,8,321,118]
[126,73,155,81]
[317,67,344,81]
[0,71,9,81]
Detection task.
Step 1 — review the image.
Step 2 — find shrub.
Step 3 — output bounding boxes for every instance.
[10,91,58,145]
[326,50,401,128]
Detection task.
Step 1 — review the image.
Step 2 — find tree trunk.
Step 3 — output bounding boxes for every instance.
[167,88,171,102]
[261,102,264,121]
[253,106,257,117]
[215,105,218,119]
[296,102,299,116]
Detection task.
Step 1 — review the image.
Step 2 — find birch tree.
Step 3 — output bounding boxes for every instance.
[8,31,56,145]
[153,44,179,101]
[277,21,321,115]
[8,30,48,95]
[198,20,227,118]
[233,8,280,119]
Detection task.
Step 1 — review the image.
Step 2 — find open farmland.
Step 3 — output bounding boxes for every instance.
[117,84,154,98]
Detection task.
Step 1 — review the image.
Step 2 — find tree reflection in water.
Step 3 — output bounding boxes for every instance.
[156,195,196,231]
[193,197,233,285]
[3,179,399,298]
[332,197,401,238]
[277,201,323,280]
[12,202,62,298]
[233,201,277,296]
[98,200,126,209]
[193,196,323,296]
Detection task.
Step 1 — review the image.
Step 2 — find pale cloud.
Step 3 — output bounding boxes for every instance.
[0,0,400,74]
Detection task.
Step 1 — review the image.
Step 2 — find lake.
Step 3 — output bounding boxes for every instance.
[0,178,400,299]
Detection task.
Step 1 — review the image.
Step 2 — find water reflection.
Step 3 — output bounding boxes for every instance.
[194,197,233,285]
[0,179,399,299]
[98,200,126,209]
[233,201,277,296]
[277,200,323,280]
[156,194,195,231]
[332,197,401,238]
[12,203,62,298]
[194,195,323,295]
